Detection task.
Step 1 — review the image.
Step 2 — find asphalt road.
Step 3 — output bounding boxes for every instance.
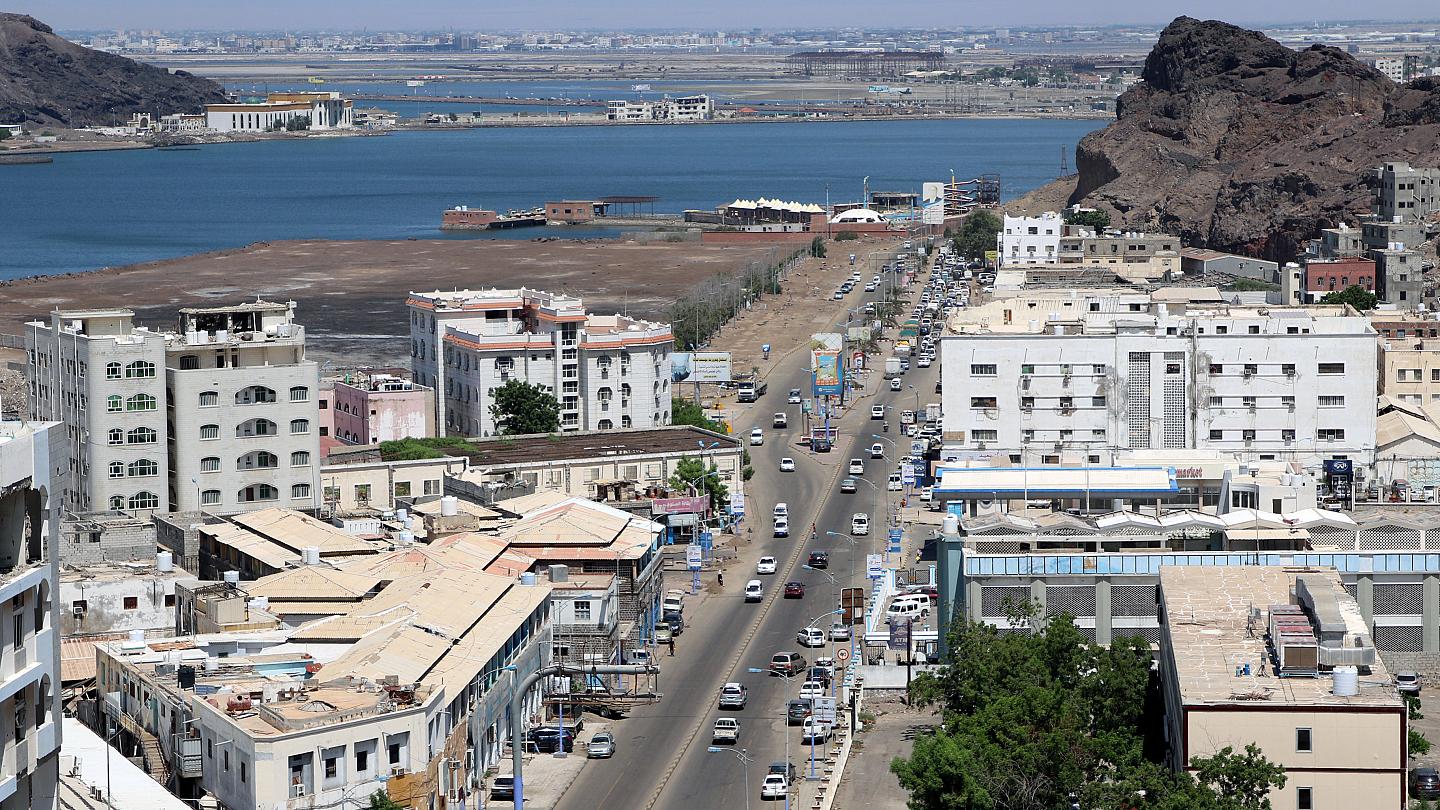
[554,250,940,810]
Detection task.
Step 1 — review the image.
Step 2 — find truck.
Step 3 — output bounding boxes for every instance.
[712,717,741,744]
[737,380,767,402]
[884,357,903,378]
[925,403,942,423]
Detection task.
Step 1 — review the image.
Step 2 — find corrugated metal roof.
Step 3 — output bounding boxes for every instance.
[60,634,126,683]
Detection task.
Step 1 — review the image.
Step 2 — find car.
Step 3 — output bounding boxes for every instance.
[772,412,788,428]
[904,584,939,600]
[524,727,575,753]
[917,356,932,368]
[784,581,806,599]
[813,656,836,675]
[871,404,886,419]
[807,551,829,569]
[491,776,515,801]
[864,282,876,292]
[662,608,683,626]
[1396,671,1423,695]
[750,427,764,445]
[654,625,673,643]
[744,580,764,602]
[773,518,790,538]
[887,473,902,491]
[890,378,903,391]
[899,359,910,372]
[797,627,826,647]
[769,761,799,784]
[806,666,833,688]
[840,478,857,494]
[870,442,885,459]
[832,290,845,300]
[829,622,851,641]
[851,513,870,536]
[665,615,685,636]
[756,556,778,575]
[787,388,802,404]
[771,651,806,676]
[848,458,865,475]
[587,731,616,758]
[800,717,831,744]
[762,774,789,800]
[719,682,749,710]
[787,698,813,725]
[1415,767,1440,799]
[712,717,741,744]
[774,502,789,519]
[798,680,826,700]
[918,486,933,503]
[778,456,795,472]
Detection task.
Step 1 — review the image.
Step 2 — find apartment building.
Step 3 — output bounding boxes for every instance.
[604,95,713,121]
[940,302,1378,468]
[1302,257,1376,301]
[407,288,673,436]
[1377,327,1440,407]
[330,372,435,445]
[28,302,320,517]
[997,212,1062,266]
[1372,161,1440,223]
[0,420,64,810]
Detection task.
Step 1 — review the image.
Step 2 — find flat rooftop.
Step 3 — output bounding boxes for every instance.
[438,425,740,467]
[1160,566,1401,709]
[935,466,1179,499]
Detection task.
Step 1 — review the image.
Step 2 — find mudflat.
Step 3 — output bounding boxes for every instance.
[0,238,795,367]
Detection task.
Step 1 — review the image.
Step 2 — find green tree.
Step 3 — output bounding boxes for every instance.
[952,209,1001,261]
[0,128,11,141]
[809,236,827,258]
[669,455,728,508]
[1191,744,1287,809]
[670,397,725,433]
[1062,209,1109,229]
[489,379,560,435]
[1320,284,1378,311]
[1412,728,1433,757]
[368,790,404,810]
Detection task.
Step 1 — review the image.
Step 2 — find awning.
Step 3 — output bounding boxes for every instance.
[664,513,700,527]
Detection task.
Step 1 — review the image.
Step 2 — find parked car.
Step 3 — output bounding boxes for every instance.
[654,625,673,644]
[887,473,903,491]
[807,551,829,569]
[587,731,616,758]
[1414,767,1440,799]
[784,581,806,599]
[665,615,685,636]
[1396,671,1423,695]
[762,773,789,800]
[523,727,575,753]
[769,761,799,784]
[719,682,749,710]
[797,626,826,647]
[491,776,515,801]
[778,457,796,472]
[798,680,826,700]
[756,556,778,575]
[806,666,832,688]
[771,652,806,676]
[800,717,831,744]
[828,622,851,641]
[786,698,812,725]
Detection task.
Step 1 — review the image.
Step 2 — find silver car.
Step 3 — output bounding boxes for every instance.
[587,731,616,758]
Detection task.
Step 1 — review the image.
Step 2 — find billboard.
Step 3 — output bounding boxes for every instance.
[653,495,711,515]
[922,182,946,204]
[671,352,733,383]
[812,350,843,397]
[922,200,945,225]
[811,332,844,351]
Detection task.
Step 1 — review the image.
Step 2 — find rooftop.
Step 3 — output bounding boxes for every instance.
[1159,566,1400,709]
[403,425,739,466]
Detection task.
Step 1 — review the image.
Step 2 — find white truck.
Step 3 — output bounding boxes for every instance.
[712,717,741,744]
[885,357,903,378]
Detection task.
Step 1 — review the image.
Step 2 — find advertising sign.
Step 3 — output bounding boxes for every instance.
[813,350,844,397]
[888,618,911,651]
[671,352,733,383]
[922,182,946,204]
[686,544,703,571]
[652,495,711,515]
[922,200,945,225]
[901,467,915,485]
[866,554,884,579]
[811,332,844,351]
[728,491,746,517]
[811,696,838,724]
[699,531,714,551]
[852,350,865,369]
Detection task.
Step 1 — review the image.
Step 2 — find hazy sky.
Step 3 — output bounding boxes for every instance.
[12,0,1438,31]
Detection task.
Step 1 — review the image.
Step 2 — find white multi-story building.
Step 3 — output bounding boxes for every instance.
[1373,57,1405,83]
[407,289,673,436]
[997,212,1063,266]
[604,95,713,121]
[204,91,354,133]
[0,420,64,810]
[941,302,1378,468]
[28,301,320,517]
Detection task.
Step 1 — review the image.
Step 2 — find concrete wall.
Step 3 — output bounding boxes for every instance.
[59,574,180,637]
[60,516,155,564]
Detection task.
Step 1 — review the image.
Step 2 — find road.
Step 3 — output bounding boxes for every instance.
[554,247,940,810]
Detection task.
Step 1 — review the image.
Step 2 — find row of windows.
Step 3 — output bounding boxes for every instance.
[107,459,158,478]
[201,419,310,439]
[1206,428,1345,441]
[104,360,155,379]
[108,492,160,510]
[1205,395,1344,408]
[202,483,310,505]
[105,393,157,412]
[198,385,309,407]
[199,451,310,472]
[106,427,157,445]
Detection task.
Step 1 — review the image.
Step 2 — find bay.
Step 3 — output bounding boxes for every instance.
[0,118,1102,279]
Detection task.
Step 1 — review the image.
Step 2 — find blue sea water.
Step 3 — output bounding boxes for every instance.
[0,118,1101,279]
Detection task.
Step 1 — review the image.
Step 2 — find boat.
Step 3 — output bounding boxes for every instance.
[440,205,547,230]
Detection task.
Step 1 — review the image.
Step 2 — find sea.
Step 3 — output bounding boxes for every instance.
[0,117,1103,279]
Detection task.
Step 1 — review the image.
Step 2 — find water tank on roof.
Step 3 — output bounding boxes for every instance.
[157,551,174,572]
[302,547,321,565]
[1332,665,1358,696]
[128,629,145,645]
[441,496,459,517]
[223,570,240,585]
[398,530,414,545]
[396,508,408,523]
[204,657,219,674]
[520,572,537,586]
[177,665,196,690]
[942,514,960,537]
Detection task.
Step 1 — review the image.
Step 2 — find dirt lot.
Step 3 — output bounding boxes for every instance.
[0,238,794,368]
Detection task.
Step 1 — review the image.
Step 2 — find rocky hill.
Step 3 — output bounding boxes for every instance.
[0,13,225,127]
[1011,17,1440,263]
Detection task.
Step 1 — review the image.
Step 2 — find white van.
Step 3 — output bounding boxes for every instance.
[773,503,789,520]
[887,594,931,620]
[744,580,764,603]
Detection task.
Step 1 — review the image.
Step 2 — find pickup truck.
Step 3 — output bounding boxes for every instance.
[712,717,741,744]
[718,683,749,709]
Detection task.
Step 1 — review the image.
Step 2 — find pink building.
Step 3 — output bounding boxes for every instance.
[331,373,436,445]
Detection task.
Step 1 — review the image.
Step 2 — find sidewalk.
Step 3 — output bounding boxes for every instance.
[826,695,936,810]
[490,719,615,809]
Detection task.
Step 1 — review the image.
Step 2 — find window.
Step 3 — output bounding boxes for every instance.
[105,362,122,379]
[970,397,997,409]
[106,395,123,413]
[236,418,277,437]
[291,451,310,467]
[127,459,158,477]
[1208,364,1223,375]
[241,762,247,783]
[355,484,371,503]
[238,484,278,503]
[1242,430,1256,442]
[1282,363,1295,376]
[1091,396,1106,407]
[574,600,593,621]
[1318,428,1346,441]
[1318,395,1345,407]
[1242,364,1258,376]
[201,457,221,473]
[108,461,126,479]
[355,748,369,773]
[1020,364,1035,375]
[971,364,998,376]
[199,391,218,407]
[394,481,412,498]
[127,427,157,444]
[126,393,156,412]
[289,419,310,435]
[1021,397,1035,409]
[1282,429,1296,442]
[1209,429,1224,440]
[1296,728,1312,752]
[289,386,309,402]
[108,428,124,446]
[1318,362,1345,374]
[1296,787,1312,810]
[200,424,220,440]
[123,596,139,610]
[1209,396,1224,407]
[235,385,276,405]
[292,484,311,500]
[108,496,124,510]
[1242,396,1256,408]
[128,492,159,510]
[124,360,155,379]
[237,451,278,470]
[201,490,221,506]
[974,430,998,442]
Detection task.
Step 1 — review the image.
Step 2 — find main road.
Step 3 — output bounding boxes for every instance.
[555,248,942,810]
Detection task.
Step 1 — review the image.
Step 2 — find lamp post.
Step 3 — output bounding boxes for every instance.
[706,746,755,810]
[800,608,846,780]
[827,531,865,671]
[747,666,796,810]
[804,565,847,701]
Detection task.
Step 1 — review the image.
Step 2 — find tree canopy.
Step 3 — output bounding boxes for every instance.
[1063,208,1110,229]
[892,605,1286,810]
[671,397,727,434]
[952,209,1002,261]
[668,455,728,509]
[489,379,560,435]
[1320,284,1378,312]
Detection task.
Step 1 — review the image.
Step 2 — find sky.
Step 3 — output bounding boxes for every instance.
[11,0,1439,31]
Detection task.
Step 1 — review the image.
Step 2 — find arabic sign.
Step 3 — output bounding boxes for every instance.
[888,619,911,651]
[728,491,746,516]
[811,696,837,723]
[866,554,884,579]
[671,352,733,383]
[686,544,703,571]
[653,495,711,515]
[813,350,844,397]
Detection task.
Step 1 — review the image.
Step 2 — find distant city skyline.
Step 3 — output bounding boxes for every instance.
[11,1,1440,32]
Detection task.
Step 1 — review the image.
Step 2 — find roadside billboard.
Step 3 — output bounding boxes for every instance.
[811,332,844,351]
[653,495,711,515]
[812,350,843,397]
[671,352,732,383]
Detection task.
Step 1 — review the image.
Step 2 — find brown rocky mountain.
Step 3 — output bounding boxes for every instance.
[0,12,225,127]
[1011,17,1440,263]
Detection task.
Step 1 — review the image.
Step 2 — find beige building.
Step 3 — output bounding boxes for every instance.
[1158,566,1406,810]
[317,454,468,513]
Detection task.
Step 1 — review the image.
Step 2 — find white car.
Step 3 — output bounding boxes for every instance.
[773,518,789,538]
[828,622,851,641]
[887,473,903,491]
[848,458,865,476]
[800,717,831,744]
[798,680,826,700]
[774,503,789,519]
[851,513,870,536]
[762,774,788,800]
[870,442,885,459]
[778,457,796,472]
[756,556,778,575]
[917,356,932,368]
[797,627,826,648]
[890,378,903,392]
[919,486,933,503]
[871,404,886,419]
[750,428,764,446]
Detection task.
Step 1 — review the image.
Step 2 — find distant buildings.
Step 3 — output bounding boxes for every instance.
[605,95,714,122]
[1372,56,1405,82]
[1372,161,1440,223]
[997,211,1181,273]
[204,91,354,133]
[407,288,674,436]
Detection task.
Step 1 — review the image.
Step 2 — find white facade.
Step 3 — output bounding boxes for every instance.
[1373,57,1405,82]
[997,212,1063,266]
[205,92,354,133]
[941,304,1378,469]
[605,95,713,121]
[0,421,64,810]
[408,289,673,436]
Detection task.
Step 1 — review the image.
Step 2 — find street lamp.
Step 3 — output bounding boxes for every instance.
[707,747,755,810]
[747,666,797,810]
[827,531,865,670]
